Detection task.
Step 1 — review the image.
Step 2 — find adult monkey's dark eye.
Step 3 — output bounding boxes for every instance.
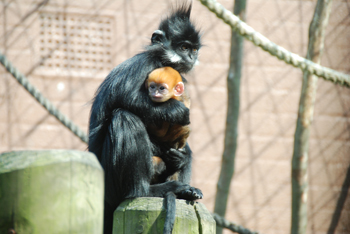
[181,45,189,51]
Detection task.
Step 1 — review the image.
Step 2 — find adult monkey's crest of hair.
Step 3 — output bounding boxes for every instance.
[158,2,200,43]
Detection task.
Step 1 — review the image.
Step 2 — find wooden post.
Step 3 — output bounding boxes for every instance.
[291,0,333,233]
[113,197,216,234]
[214,0,246,233]
[0,150,104,234]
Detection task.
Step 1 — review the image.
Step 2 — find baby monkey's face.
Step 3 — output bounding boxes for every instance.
[147,81,171,103]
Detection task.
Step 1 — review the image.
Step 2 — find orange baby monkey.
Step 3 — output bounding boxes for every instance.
[146,66,190,108]
[146,67,191,183]
[146,67,190,150]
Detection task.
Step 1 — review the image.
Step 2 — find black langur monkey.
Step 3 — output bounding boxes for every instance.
[88,3,202,234]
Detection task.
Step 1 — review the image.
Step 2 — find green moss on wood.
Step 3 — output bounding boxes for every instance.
[0,150,104,234]
[113,197,215,234]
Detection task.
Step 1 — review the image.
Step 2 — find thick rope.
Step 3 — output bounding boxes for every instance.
[213,213,260,234]
[0,52,89,144]
[198,0,350,88]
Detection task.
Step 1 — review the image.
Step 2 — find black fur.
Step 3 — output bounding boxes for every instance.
[88,3,202,234]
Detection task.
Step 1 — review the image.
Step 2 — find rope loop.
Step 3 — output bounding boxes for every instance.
[199,0,350,88]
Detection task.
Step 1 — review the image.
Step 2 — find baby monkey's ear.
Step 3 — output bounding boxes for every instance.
[174,82,184,96]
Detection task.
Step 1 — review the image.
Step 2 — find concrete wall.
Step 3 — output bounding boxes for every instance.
[1,0,349,233]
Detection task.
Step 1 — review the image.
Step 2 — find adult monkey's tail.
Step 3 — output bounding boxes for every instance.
[163,192,177,234]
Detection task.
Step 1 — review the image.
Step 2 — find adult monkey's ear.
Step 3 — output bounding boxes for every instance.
[151,30,166,45]
[174,82,184,97]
